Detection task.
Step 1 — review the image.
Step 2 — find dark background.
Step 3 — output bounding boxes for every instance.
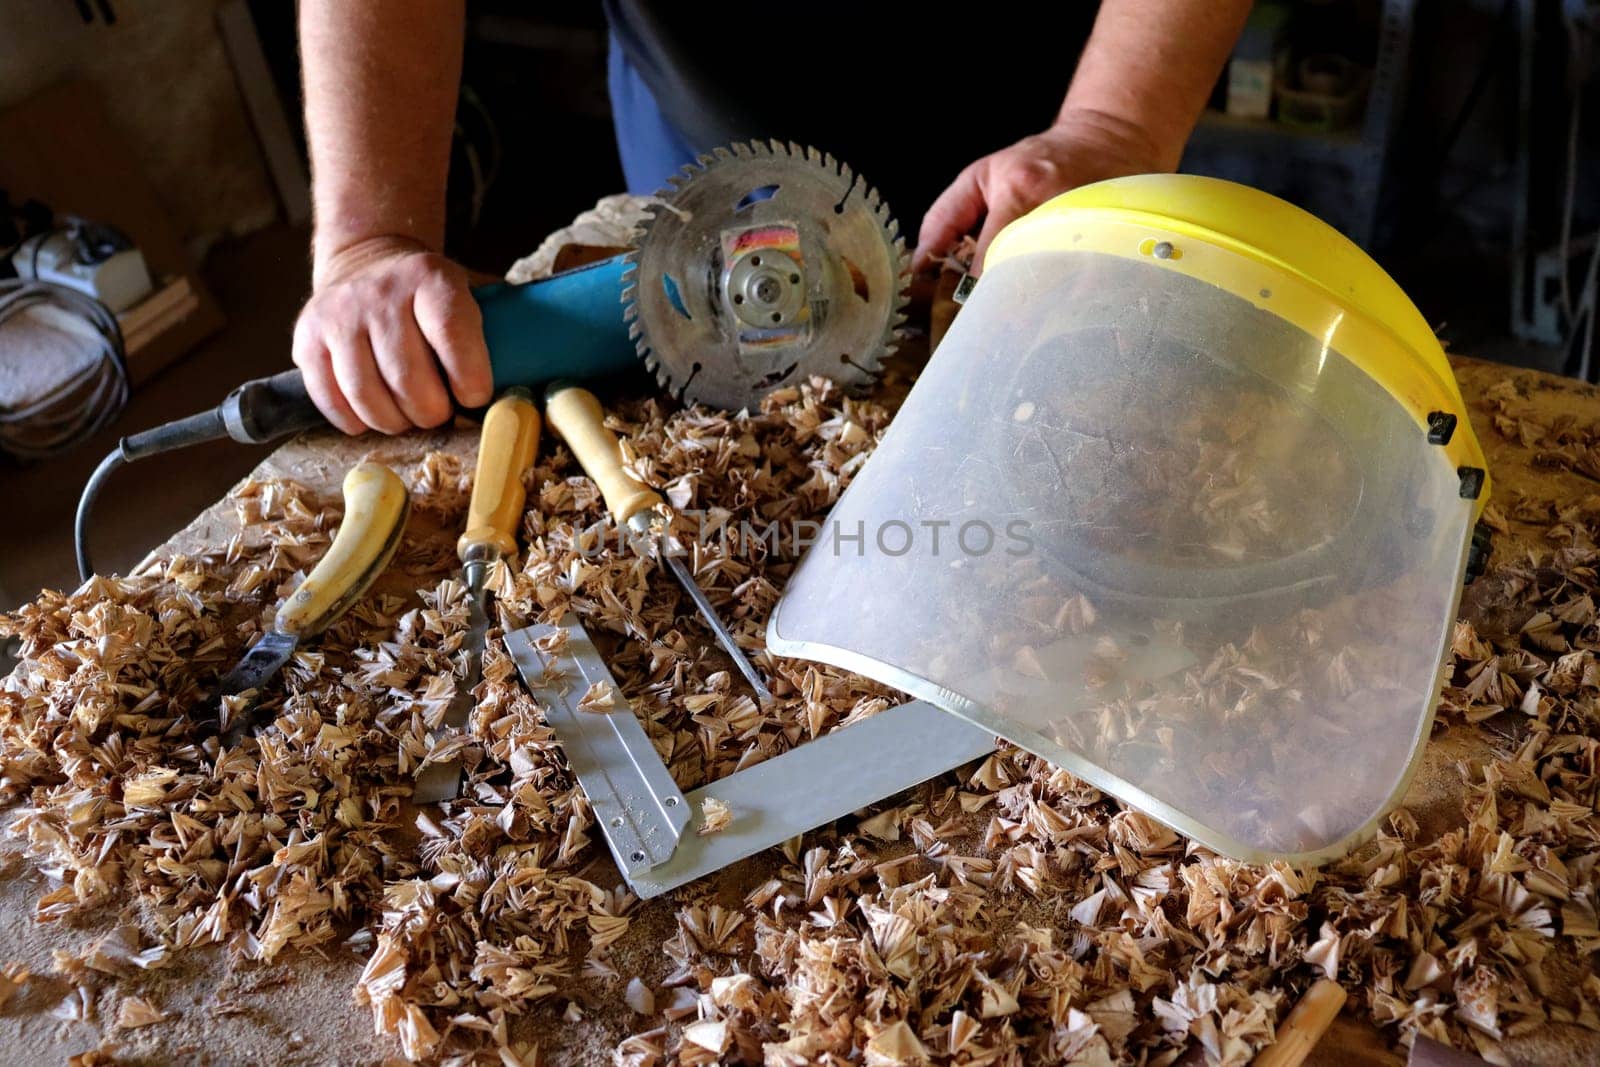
[241,0,1600,375]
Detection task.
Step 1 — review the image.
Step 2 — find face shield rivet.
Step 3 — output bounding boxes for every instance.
[1152,241,1175,260]
[1458,466,1486,499]
[953,273,977,305]
[1466,520,1494,583]
[1427,411,1457,445]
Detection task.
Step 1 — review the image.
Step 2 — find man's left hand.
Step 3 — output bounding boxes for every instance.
[914,107,1170,275]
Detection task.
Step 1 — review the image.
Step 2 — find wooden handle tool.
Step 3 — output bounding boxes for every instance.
[544,381,773,705]
[458,388,542,565]
[414,390,544,804]
[1253,979,1348,1067]
[217,462,409,747]
[275,462,411,638]
[543,381,661,525]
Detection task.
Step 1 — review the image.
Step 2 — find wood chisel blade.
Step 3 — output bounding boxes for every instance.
[213,462,410,748]
[213,629,300,745]
[412,388,541,804]
[543,381,774,705]
[411,560,492,803]
[657,533,772,705]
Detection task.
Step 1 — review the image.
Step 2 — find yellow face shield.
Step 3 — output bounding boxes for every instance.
[769,175,1488,865]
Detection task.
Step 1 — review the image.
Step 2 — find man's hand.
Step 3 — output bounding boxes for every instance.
[915,108,1167,274]
[299,0,473,434]
[914,0,1251,275]
[293,236,493,435]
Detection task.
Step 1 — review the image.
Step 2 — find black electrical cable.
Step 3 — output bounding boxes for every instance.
[73,372,322,582]
[75,405,232,582]
[0,279,130,461]
[75,447,127,582]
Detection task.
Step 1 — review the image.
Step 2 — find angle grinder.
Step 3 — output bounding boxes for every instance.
[74,141,910,580]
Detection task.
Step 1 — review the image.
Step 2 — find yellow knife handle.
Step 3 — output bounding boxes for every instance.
[274,462,410,638]
[458,389,541,563]
[544,381,661,525]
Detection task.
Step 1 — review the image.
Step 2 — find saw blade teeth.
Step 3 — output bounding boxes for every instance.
[648,357,679,397]
[628,139,910,408]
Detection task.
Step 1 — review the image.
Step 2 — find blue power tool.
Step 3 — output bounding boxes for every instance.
[473,256,638,390]
[74,141,910,579]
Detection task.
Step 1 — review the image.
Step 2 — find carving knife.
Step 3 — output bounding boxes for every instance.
[543,381,773,705]
[412,388,542,803]
[215,462,410,747]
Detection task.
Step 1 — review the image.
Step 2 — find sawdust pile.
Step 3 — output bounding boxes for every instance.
[1,374,1598,1064]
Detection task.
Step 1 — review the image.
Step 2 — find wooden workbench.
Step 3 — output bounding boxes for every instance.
[3,315,1598,1064]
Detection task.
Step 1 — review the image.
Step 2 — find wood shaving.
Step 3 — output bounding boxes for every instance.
[0,355,1597,1065]
[0,962,30,1009]
[576,679,618,712]
[114,995,169,1029]
[624,977,654,1015]
[696,797,732,836]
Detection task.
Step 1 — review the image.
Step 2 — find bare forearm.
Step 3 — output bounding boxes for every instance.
[300,0,465,281]
[1061,0,1252,170]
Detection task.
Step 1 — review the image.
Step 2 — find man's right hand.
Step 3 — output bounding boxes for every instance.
[293,235,494,435]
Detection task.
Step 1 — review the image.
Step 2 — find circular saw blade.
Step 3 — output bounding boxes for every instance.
[621,140,910,411]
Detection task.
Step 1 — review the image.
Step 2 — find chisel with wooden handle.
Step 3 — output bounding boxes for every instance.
[544,381,773,705]
[215,462,410,747]
[413,389,542,803]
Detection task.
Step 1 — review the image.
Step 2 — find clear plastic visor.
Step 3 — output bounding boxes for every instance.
[769,250,1475,863]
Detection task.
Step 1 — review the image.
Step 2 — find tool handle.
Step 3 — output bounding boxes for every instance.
[458,389,541,563]
[543,381,661,525]
[1253,979,1347,1067]
[473,256,642,390]
[274,462,410,638]
[222,370,328,444]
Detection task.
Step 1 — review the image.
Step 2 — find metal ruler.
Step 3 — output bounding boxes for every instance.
[506,617,996,898]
